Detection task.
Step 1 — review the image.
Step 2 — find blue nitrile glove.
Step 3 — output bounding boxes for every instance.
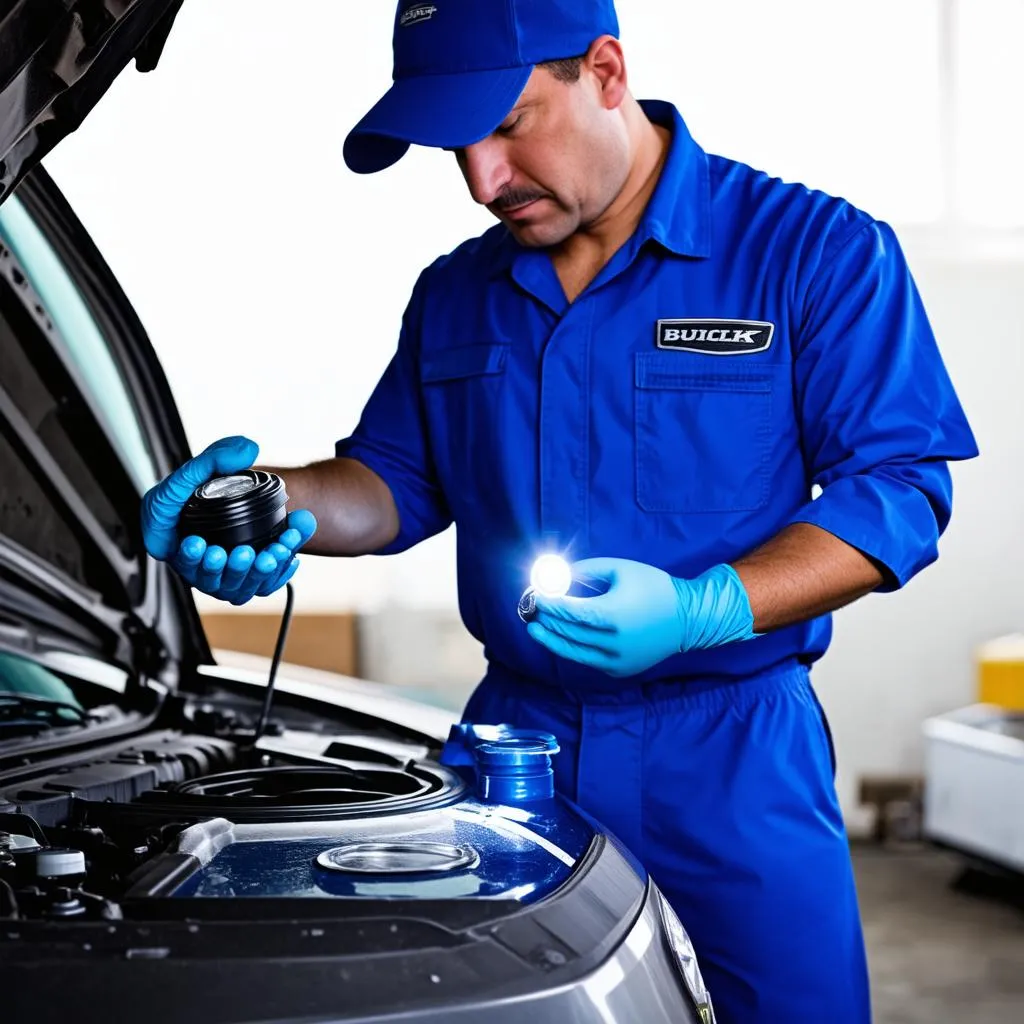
[140,436,317,605]
[527,558,758,678]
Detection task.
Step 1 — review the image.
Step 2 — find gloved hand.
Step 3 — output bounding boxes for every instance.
[141,436,317,605]
[526,558,758,678]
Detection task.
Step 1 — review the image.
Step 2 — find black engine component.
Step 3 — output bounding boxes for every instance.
[0,810,122,922]
[0,732,236,826]
[134,761,462,822]
[178,470,288,553]
[0,725,464,921]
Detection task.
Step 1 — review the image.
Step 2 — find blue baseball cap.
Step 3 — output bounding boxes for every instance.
[344,0,619,174]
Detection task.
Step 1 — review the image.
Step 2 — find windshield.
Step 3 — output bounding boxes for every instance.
[0,196,157,492]
[0,650,88,740]
[0,194,155,606]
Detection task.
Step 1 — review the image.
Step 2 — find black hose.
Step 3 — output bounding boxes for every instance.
[251,582,295,746]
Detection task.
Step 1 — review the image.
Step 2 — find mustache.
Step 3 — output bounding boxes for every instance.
[491,186,549,211]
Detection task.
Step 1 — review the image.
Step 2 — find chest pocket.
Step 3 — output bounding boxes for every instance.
[422,343,509,382]
[421,343,509,489]
[635,353,773,514]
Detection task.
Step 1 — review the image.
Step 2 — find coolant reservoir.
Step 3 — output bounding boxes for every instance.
[440,724,560,804]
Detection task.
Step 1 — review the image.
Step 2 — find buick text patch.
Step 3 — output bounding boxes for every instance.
[400,3,437,27]
[656,319,775,355]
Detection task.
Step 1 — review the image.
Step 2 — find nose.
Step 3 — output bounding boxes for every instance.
[458,139,510,207]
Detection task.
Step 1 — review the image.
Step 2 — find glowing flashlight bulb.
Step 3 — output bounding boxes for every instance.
[530,555,572,598]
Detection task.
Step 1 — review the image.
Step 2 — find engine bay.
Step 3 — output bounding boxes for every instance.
[0,691,466,923]
[0,672,635,1024]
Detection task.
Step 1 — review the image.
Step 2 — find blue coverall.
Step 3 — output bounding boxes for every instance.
[337,100,979,1022]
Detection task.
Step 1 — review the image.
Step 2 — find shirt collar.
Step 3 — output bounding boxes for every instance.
[487,99,711,279]
[633,99,711,259]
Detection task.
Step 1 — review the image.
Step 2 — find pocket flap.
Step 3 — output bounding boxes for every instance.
[635,352,771,392]
[422,344,509,383]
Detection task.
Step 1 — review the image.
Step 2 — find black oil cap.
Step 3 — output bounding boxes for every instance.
[178,471,288,553]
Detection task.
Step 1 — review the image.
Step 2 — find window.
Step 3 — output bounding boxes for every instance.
[619,0,1023,231]
[0,197,157,492]
[0,196,155,604]
[620,0,944,223]
[954,0,1024,227]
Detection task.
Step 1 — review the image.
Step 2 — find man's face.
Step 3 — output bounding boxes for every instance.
[450,63,631,248]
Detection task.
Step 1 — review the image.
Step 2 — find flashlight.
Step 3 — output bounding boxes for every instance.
[177,470,289,553]
[518,554,572,623]
[531,554,573,597]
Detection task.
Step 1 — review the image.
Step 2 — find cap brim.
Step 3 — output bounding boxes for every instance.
[343,65,533,174]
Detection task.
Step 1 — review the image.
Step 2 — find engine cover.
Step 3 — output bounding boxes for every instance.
[147,799,593,903]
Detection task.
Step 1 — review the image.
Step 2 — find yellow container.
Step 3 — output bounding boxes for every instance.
[977,634,1024,710]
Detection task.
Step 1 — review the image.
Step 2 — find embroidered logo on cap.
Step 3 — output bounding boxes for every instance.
[656,319,775,355]
[400,3,438,27]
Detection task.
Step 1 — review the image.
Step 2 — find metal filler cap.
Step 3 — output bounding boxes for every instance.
[316,842,480,875]
[198,474,257,501]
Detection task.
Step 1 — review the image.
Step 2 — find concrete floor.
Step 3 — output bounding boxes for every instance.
[854,844,1024,1023]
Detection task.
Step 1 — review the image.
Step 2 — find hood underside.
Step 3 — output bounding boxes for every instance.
[0,0,184,205]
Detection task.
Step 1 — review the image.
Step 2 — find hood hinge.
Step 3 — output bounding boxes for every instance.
[122,613,169,678]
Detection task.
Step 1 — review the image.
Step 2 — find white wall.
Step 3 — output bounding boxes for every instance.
[817,252,1024,830]
[42,1,1024,827]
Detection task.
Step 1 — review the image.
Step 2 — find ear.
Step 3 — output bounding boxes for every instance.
[585,35,628,110]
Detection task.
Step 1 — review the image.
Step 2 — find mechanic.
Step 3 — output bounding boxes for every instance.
[140,2,978,1021]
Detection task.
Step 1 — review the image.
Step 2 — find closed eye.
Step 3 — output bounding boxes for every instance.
[496,113,524,136]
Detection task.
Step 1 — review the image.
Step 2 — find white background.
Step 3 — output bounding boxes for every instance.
[44,0,1024,829]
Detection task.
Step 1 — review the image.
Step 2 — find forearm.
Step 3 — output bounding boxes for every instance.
[731,522,884,633]
[257,457,400,556]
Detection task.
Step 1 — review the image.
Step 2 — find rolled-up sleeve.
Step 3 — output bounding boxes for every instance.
[335,272,453,555]
[788,219,978,590]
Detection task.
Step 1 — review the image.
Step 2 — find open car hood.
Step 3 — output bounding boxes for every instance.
[0,4,204,688]
[0,166,208,688]
[0,0,184,204]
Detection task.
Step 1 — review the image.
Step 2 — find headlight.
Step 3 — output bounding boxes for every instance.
[655,887,717,1023]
